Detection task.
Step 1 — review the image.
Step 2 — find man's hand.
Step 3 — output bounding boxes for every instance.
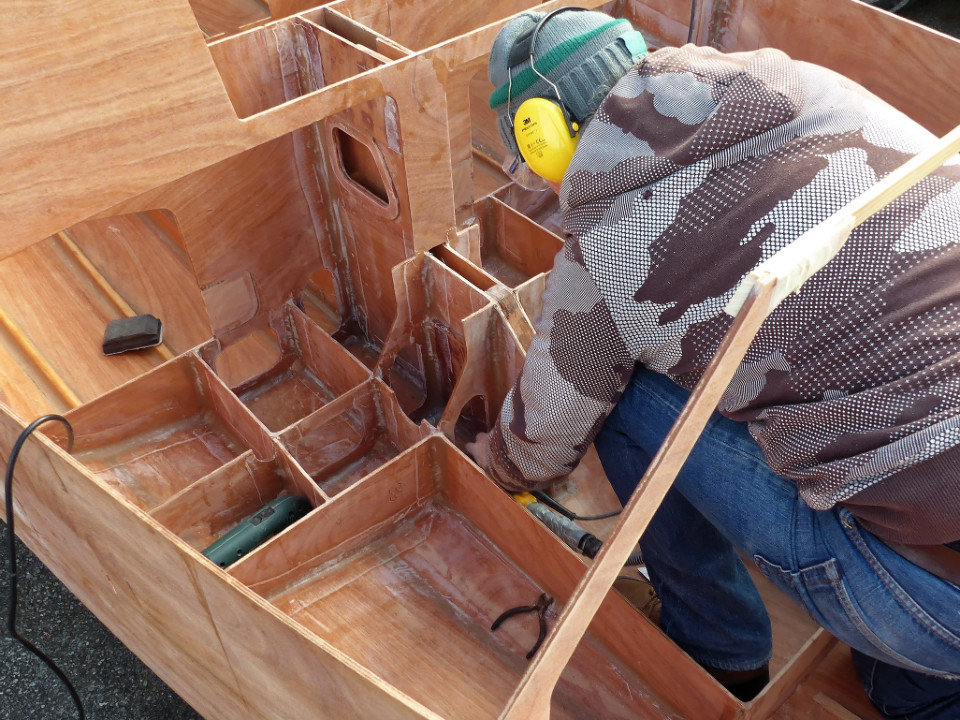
[464,431,491,470]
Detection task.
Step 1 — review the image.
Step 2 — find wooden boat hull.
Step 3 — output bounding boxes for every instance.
[3,1,959,718]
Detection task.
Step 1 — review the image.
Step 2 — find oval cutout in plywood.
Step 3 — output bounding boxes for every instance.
[329,123,399,218]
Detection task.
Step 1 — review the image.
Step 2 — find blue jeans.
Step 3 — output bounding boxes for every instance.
[593,368,960,719]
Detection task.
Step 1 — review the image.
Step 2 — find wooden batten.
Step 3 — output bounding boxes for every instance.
[0,211,213,417]
[439,442,734,720]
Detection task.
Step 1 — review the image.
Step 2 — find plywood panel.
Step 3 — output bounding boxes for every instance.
[0,0,242,252]
[697,0,960,135]
[64,214,213,354]
[0,238,163,403]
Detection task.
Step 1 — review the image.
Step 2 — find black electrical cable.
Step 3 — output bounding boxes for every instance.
[4,414,85,720]
[530,490,621,521]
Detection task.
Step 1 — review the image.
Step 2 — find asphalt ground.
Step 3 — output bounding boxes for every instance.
[2,2,960,719]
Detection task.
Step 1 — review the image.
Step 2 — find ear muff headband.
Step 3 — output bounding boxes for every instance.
[516,7,587,139]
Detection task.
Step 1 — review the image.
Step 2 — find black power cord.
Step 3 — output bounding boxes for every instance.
[530,490,621,521]
[4,414,85,720]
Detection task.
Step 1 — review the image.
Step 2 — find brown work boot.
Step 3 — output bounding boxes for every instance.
[613,575,662,625]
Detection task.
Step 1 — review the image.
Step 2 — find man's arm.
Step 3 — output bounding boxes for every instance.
[476,235,635,492]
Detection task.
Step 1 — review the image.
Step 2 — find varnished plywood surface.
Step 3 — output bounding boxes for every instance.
[65,214,213,354]
[264,498,673,720]
[0,239,161,409]
[0,0,242,252]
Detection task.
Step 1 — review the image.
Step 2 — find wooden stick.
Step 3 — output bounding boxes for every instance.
[499,279,779,720]
[727,122,960,317]
[0,304,81,409]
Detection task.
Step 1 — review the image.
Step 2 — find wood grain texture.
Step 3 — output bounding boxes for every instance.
[0,0,242,252]
[0,237,167,404]
[0,411,254,720]
[501,282,778,720]
[63,214,212,354]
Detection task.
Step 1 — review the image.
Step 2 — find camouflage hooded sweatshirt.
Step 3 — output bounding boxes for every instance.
[483,45,960,545]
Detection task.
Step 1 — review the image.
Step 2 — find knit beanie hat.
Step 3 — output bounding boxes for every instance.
[488,8,646,156]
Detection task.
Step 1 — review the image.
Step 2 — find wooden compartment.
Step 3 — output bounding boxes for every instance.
[493,184,565,238]
[378,253,491,426]
[448,196,565,321]
[278,377,423,496]
[209,14,388,118]
[473,197,564,289]
[230,437,693,720]
[44,355,273,512]
[150,451,324,553]
[203,303,372,431]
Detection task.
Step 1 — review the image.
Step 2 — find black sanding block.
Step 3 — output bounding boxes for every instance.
[102,315,163,355]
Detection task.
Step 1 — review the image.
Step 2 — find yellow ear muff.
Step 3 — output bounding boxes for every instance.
[513,97,579,184]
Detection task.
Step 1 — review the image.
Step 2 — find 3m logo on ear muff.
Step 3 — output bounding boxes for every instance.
[514,97,580,184]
